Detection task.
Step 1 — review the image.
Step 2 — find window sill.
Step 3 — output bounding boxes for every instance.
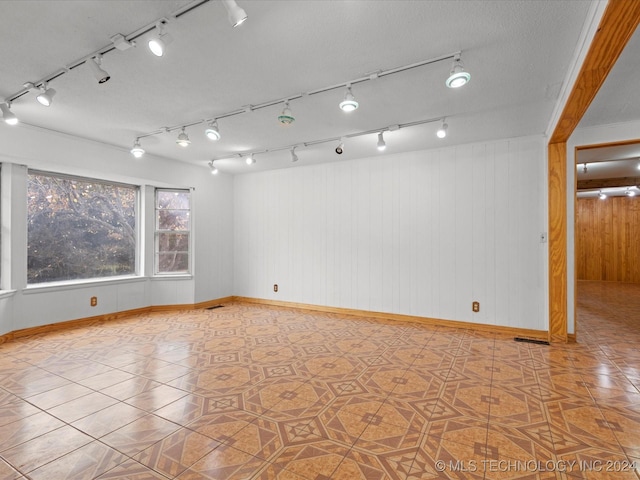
[24,276,146,294]
[0,290,17,300]
[152,274,193,281]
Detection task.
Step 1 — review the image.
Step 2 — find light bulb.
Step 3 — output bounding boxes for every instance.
[131,140,145,158]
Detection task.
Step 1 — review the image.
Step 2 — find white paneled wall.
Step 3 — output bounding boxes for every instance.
[0,125,235,337]
[234,136,548,331]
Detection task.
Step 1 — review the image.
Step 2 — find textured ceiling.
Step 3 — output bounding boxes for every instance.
[0,0,601,175]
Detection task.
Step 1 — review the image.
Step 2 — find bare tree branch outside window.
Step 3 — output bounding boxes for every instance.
[27,172,137,283]
[155,189,190,274]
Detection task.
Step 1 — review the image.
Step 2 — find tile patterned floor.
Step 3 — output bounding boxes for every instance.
[1,281,639,479]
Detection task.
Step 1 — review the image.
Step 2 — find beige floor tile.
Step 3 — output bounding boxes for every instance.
[0,284,638,479]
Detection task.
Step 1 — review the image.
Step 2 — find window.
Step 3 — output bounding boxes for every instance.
[27,171,137,284]
[155,189,190,274]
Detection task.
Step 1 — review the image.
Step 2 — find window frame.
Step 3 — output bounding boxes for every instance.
[154,188,192,276]
[26,169,139,285]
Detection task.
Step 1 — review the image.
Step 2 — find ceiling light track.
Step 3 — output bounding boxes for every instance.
[131,50,465,148]
[3,0,242,104]
[207,115,447,166]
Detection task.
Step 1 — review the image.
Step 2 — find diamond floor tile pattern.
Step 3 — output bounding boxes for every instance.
[0,281,639,479]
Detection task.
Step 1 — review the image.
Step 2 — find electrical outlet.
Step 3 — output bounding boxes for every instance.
[472,301,480,312]
[90,296,98,307]
[273,284,278,292]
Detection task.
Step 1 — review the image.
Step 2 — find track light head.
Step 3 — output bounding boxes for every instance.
[290,147,299,162]
[176,127,191,147]
[0,102,18,125]
[131,139,145,158]
[626,189,636,197]
[377,132,386,151]
[599,191,607,200]
[335,140,344,155]
[339,85,358,112]
[148,22,173,57]
[205,120,221,140]
[87,56,110,84]
[36,84,56,107]
[222,0,248,27]
[246,154,255,165]
[209,160,218,175]
[583,163,588,173]
[446,53,470,88]
[278,102,295,125]
[436,120,448,138]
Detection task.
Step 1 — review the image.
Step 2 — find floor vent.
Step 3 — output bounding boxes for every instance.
[514,337,550,345]
[206,305,225,310]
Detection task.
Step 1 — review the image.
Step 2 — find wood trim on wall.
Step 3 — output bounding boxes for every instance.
[548,142,568,343]
[0,296,549,345]
[235,296,549,341]
[0,297,235,345]
[548,0,640,342]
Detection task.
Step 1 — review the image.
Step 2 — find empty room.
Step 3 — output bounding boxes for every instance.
[1,1,639,479]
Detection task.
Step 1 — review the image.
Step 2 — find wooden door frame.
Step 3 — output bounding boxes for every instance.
[548,0,640,343]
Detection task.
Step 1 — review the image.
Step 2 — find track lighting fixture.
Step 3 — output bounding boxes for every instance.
[176,127,191,147]
[335,140,344,155]
[209,160,218,175]
[148,22,173,57]
[339,84,359,112]
[445,53,470,88]
[626,189,636,197]
[222,0,248,27]
[111,33,135,51]
[436,120,448,138]
[130,139,145,158]
[0,102,18,125]
[246,154,255,165]
[87,55,110,84]
[36,84,56,107]
[583,163,588,173]
[290,147,299,162]
[205,120,221,140]
[377,132,386,151]
[599,191,607,200]
[278,102,295,125]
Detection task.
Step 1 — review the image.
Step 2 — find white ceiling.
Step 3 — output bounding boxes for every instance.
[0,0,609,175]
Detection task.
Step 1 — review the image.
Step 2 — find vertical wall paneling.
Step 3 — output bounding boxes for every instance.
[471,143,487,325]
[380,159,395,314]
[493,141,510,327]
[234,135,547,331]
[455,144,474,323]
[483,142,497,324]
[354,160,370,311]
[397,155,413,315]
[437,148,457,320]
[576,197,640,283]
[368,159,384,313]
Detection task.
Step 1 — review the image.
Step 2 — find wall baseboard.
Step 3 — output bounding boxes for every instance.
[0,295,549,344]
[234,297,549,340]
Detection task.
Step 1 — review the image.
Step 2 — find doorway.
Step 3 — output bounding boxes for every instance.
[574,140,640,340]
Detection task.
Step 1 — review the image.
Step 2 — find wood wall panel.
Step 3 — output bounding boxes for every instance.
[577,197,640,282]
